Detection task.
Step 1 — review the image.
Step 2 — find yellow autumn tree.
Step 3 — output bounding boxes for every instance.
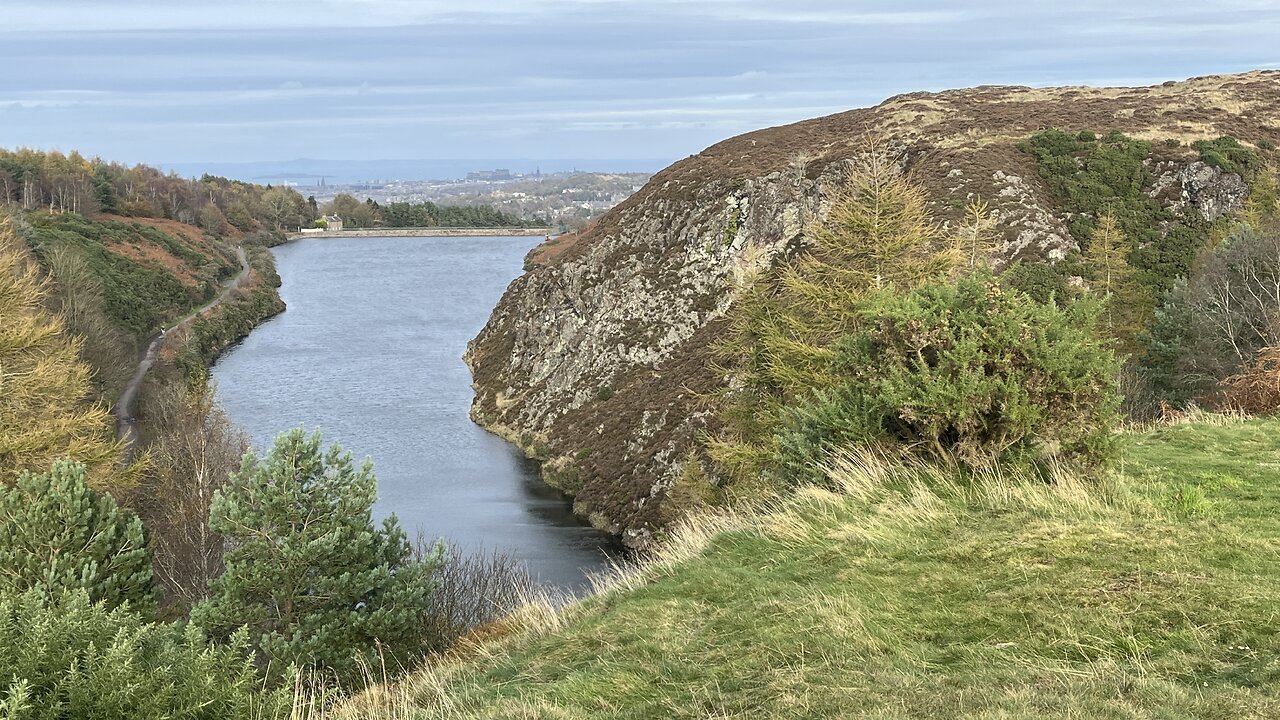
[953,196,1000,272]
[0,217,121,486]
[1084,212,1145,354]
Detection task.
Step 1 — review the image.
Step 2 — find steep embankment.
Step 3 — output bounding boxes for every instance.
[114,246,249,449]
[15,210,284,433]
[338,416,1280,718]
[467,70,1280,549]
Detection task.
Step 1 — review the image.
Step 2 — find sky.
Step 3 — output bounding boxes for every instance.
[3,0,1280,172]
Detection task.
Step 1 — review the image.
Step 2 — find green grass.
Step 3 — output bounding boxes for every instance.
[337,417,1280,719]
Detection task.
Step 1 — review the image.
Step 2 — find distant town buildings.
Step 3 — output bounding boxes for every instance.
[465,169,513,182]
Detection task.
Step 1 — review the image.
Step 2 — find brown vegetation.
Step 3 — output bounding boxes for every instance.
[1216,345,1280,414]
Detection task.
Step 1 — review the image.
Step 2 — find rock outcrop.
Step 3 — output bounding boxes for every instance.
[467,71,1280,549]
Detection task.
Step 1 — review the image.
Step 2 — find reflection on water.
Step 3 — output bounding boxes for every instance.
[211,235,615,591]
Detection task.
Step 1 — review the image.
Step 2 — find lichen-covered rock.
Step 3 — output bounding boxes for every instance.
[467,71,1280,549]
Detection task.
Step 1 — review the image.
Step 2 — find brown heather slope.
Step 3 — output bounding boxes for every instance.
[466,70,1280,549]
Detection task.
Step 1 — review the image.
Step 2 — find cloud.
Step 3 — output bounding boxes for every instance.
[1,1,1277,164]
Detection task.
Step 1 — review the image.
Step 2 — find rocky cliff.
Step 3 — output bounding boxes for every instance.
[466,71,1280,549]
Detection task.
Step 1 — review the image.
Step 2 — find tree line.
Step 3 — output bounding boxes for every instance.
[319,193,544,229]
[0,148,314,234]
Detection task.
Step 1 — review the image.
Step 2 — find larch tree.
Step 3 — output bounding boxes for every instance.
[1084,212,1143,354]
[710,141,956,487]
[0,217,120,487]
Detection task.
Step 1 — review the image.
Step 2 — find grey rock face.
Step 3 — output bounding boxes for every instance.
[469,130,1261,548]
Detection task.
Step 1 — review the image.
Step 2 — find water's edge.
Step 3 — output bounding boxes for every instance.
[211,235,614,591]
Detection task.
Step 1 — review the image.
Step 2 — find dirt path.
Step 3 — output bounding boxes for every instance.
[114,246,250,452]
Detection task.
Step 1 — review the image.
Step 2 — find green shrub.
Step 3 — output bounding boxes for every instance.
[1023,129,1208,302]
[0,461,154,611]
[710,142,954,487]
[192,429,444,686]
[1000,260,1073,305]
[775,272,1121,484]
[1192,136,1261,179]
[0,590,288,719]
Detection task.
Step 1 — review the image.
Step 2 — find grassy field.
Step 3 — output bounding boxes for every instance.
[334,415,1280,719]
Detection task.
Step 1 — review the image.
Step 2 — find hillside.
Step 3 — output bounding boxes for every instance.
[466,70,1280,548]
[1,150,307,408]
[335,415,1280,718]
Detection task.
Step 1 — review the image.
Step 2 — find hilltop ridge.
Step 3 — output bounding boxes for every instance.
[467,70,1280,548]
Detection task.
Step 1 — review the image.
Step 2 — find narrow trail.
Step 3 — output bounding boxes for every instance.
[114,245,250,453]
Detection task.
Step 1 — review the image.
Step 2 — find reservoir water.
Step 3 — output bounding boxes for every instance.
[211,235,614,590]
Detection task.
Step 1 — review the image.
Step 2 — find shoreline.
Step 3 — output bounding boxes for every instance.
[284,227,552,241]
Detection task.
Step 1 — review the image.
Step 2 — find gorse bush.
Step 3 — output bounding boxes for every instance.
[713,141,1122,489]
[710,142,957,486]
[0,461,154,610]
[0,590,288,720]
[776,272,1120,484]
[192,428,444,687]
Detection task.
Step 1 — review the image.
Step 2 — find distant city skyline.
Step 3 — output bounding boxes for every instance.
[3,1,1279,172]
[158,157,668,185]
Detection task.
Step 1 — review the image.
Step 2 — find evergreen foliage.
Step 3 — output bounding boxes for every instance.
[713,143,1121,489]
[775,272,1120,484]
[1021,129,1231,305]
[0,590,287,719]
[1000,260,1074,305]
[1192,136,1262,179]
[710,144,956,486]
[192,428,444,685]
[0,460,154,610]
[321,194,537,230]
[1140,224,1280,403]
[0,219,120,486]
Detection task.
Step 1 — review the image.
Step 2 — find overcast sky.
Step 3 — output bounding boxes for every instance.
[3,0,1279,167]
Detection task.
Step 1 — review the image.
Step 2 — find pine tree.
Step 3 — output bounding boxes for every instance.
[191,428,443,685]
[0,460,154,610]
[0,217,120,487]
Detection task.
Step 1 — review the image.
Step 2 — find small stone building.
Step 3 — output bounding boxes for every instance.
[325,214,344,231]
